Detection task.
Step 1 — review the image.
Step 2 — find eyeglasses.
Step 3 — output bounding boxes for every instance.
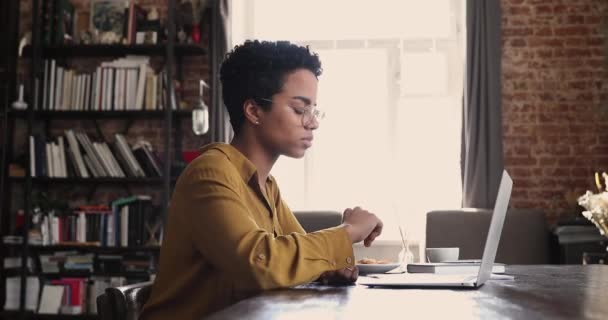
[259,98,325,126]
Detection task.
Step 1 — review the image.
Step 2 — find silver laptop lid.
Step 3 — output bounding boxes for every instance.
[475,170,513,286]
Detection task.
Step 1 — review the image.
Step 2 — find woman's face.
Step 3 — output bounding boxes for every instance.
[257,68,319,159]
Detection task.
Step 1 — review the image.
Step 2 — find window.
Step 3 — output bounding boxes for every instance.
[232,0,466,247]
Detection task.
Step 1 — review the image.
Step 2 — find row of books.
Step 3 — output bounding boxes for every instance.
[37,196,162,248]
[40,251,153,274]
[40,253,94,274]
[29,130,162,178]
[4,276,129,315]
[40,57,168,112]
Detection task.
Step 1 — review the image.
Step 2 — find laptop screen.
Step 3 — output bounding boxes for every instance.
[476,170,513,285]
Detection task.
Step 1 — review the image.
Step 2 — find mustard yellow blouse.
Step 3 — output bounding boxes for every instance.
[140,143,355,320]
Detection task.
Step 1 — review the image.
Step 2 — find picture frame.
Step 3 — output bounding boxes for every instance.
[90,0,126,39]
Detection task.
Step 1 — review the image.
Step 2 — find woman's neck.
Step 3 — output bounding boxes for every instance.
[230,133,278,186]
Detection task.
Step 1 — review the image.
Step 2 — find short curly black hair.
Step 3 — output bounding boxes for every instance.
[219,40,322,135]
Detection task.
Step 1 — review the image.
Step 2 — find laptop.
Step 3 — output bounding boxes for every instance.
[358,170,513,288]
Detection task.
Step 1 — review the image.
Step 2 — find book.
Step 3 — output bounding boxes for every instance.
[38,285,65,314]
[406,262,506,274]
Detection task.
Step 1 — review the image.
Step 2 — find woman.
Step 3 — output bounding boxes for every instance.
[140,40,383,320]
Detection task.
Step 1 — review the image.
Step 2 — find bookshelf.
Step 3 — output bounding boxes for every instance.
[1,0,211,318]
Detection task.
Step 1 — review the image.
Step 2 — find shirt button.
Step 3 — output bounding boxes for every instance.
[331,261,336,266]
[346,257,353,264]
[258,254,266,260]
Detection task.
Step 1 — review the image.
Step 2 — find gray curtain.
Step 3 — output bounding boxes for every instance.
[210,0,233,142]
[461,0,503,208]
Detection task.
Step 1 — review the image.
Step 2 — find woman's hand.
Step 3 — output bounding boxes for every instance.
[341,207,383,247]
[317,266,359,285]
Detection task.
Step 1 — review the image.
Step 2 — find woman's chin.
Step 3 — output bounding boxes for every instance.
[284,148,307,159]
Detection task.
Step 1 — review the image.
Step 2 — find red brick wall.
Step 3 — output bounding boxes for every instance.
[502,0,608,223]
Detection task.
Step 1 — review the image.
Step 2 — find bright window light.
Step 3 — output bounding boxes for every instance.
[231,0,465,245]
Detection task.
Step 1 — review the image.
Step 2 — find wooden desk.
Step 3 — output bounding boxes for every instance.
[205,265,608,319]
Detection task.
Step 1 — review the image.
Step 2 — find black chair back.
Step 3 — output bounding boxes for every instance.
[97,281,153,320]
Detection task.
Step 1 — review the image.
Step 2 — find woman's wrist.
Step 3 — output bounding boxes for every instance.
[340,223,356,243]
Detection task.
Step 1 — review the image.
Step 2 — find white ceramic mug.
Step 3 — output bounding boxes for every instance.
[425,247,459,263]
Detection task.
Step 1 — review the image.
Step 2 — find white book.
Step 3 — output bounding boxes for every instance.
[73,74,79,110]
[63,70,71,110]
[114,68,122,110]
[120,205,129,246]
[61,70,69,110]
[41,216,50,246]
[85,74,91,111]
[123,68,130,110]
[38,285,64,314]
[152,73,158,110]
[107,68,115,110]
[100,68,106,110]
[4,277,39,311]
[77,74,82,110]
[82,74,87,110]
[54,67,63,111]
[45,143,53,177]
[115,134,146,177]
[135,63,147,110]
[76,75,83,110]
[102,143,126,177]
[95,68,102,110]
[68,73,74,110]
[101,68,107,110]
[144,68,153,110]
[73,72,79,110]
[107,213,115,247]
[78,212,86,242]
[76,132,103,176]
[57,137,67,177]
[82,75,88,110]
[64,130,89,178]
[52,142,61,178]
[78,132,108,176]
[128,68,137,109]
[50,215,59,244]
[83,154,100,177]
[29,136,36,177]
[94,142,115,177]
[114,68,121,110]
[49,60,56,110]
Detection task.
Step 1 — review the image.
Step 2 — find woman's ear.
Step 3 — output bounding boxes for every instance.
[243,99,262,125]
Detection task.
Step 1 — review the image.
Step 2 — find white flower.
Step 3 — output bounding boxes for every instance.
[578,190,608,236]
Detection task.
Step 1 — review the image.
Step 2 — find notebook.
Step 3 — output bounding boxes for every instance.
[358,170,513,288]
